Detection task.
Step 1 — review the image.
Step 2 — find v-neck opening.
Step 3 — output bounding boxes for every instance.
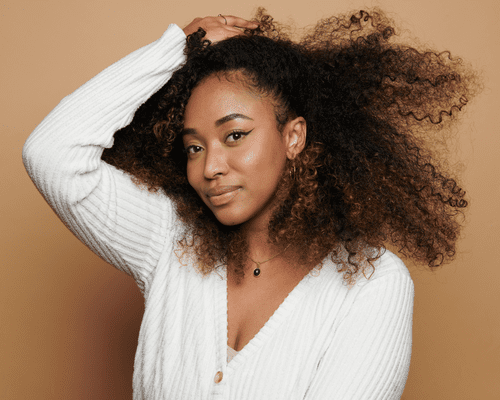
[221,266,320,366]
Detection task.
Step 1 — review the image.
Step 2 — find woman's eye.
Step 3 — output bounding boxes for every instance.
[226,130,251,143]
[185,145,203,154]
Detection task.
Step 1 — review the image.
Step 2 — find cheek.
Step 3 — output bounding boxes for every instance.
[240,150,260,168]
[186,161,202,192]
[241,134,286,171]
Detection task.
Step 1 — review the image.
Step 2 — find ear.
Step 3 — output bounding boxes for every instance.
[283,117,307,160]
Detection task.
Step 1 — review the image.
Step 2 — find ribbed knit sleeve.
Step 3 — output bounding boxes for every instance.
[22,25,187,293]
[304,254,414,399]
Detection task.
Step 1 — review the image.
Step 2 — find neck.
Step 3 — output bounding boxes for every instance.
[237,204,300,278]
[241,220,279,261]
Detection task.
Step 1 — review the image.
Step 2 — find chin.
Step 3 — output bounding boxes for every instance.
[213,210,248,227]
[209,204,255,227]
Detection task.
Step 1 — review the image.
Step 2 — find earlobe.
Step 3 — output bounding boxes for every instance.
[285,117,307,160]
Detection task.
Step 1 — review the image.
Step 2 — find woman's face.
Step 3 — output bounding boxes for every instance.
[182,73,300,230]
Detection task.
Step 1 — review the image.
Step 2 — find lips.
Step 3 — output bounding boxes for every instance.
[206,185,241,207]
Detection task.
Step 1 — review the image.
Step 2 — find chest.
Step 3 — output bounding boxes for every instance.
[226,268,310,352]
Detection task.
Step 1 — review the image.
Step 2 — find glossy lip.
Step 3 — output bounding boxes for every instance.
[205,186,241,207]
[206,185,241,197]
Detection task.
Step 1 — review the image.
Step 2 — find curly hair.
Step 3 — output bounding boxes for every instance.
[102,8,476,285]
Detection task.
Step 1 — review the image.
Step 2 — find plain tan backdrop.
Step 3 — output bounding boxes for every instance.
[2,0,499,398]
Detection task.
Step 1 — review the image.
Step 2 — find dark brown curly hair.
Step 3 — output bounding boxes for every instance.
[102,8,476,285]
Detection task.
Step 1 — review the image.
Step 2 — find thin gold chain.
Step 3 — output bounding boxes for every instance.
[248,244,291,275]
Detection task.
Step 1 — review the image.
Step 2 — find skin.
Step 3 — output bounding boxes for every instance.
[182,16,312,350]
[182,73,307,259]
[183,15,259,42]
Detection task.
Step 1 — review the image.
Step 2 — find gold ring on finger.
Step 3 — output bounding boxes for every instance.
[218,14,228,25]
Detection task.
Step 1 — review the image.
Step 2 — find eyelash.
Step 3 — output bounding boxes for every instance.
[183,130,252,154]
[226,129,252,143]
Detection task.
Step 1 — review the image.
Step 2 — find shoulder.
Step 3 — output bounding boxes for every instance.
[351,249,413,294]
[373,249,411,278]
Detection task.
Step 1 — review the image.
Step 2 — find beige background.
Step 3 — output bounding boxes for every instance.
[2,0,499,398]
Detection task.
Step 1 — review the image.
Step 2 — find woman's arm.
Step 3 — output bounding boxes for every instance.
[304,253,414,399]
[22,16,258,293]
[22,25,187,293]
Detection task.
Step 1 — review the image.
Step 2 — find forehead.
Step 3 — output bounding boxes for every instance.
[183,74,274,126]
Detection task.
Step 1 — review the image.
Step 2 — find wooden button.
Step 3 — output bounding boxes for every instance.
[214,371,223,383]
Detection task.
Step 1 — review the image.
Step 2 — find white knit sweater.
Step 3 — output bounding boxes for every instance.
[23,24,414,399]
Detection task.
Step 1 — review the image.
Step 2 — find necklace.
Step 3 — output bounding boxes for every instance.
[247,244,291,277]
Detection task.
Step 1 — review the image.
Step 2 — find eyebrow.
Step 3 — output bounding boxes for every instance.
[182,113,253,136]
[215,113,253,127]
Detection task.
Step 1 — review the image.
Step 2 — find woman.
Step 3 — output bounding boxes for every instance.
[23,9,473,399]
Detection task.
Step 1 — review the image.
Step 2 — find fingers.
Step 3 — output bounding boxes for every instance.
[221,26,249,39]
[212,15,259,41]
[220,15,259,29]
[182,15,259,43]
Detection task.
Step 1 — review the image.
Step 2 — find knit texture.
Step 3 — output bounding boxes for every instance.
[23,24,414,400]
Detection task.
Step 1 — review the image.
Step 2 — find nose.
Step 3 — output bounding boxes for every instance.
[203,146,228,179]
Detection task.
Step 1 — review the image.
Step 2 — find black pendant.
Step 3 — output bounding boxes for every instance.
[253,268,261,277]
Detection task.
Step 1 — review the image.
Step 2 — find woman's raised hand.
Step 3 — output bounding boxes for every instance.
[182,15,259,43]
